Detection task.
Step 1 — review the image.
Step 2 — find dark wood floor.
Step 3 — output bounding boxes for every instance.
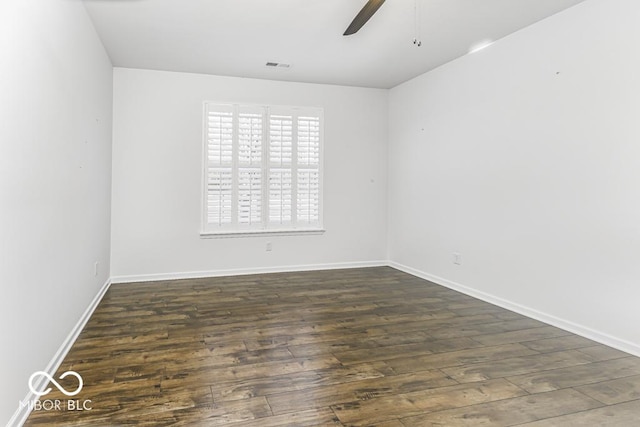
[25,267,640,426]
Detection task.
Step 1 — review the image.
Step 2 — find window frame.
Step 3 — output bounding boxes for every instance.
[200,101,325,238]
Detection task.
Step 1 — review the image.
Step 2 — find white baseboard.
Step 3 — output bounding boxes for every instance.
[8,278,112,427]
[110,260,388,284]
[389,261,640,358]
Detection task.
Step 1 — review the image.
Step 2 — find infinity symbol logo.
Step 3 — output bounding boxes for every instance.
[28,371,84,397]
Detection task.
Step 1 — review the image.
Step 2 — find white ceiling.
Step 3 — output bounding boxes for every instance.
[83,0,586,89]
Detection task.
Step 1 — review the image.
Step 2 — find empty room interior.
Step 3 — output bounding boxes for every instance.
[3,0,640,425]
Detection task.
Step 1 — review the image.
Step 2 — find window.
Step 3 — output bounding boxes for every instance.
[202,103,324,236]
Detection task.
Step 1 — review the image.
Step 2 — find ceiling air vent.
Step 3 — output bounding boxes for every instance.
[265,62,291,68]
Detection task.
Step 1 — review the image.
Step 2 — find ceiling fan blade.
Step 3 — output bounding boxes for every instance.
[343,0,386,36]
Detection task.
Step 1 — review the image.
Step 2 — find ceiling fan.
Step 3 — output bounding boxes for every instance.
[343,0,386,36]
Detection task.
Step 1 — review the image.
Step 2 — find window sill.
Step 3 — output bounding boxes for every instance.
[200,228,326,239]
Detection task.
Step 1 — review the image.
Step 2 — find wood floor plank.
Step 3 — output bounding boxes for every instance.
[508,357,640,393]
[400,389,603,427]
[333,341,436,365]
[162,356,342,388]
[574,374,640,405]
[331,379,527,426]
[577,345,631,362]
[267,369,456,415]
[225,407,342,427]
[520,334,597,353]
[24,267,640,426]
[383,342,538,374]
[361,421,404,427]
[517,399,640,426]
[112,396,272,426]
[425,317,547,341]
[441,349,595,383]
[287,330,435,358]
[210,361,388,403]
[471,325,572,346]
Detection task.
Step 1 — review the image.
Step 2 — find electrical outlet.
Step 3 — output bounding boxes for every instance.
[453,253,462,265]
[266,242,272,252]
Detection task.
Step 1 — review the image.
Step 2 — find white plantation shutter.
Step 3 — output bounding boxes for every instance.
[296,115,321,226]
[205,105,233,226]
[268,113,293,226]
[203,103,322,234]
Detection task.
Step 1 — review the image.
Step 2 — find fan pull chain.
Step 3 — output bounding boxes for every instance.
[413,0,422,47]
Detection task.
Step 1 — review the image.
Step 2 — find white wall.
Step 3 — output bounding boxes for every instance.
[0,0,112,424]
[388,0,640,354]
[111,68,388,280]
